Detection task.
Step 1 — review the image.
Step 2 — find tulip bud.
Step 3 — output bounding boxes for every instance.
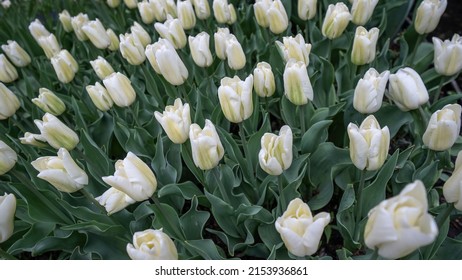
[275,198,330,257]
[145,39,189,86]
[443,151,462,211]
[276,34,312,65]
[0,140,17,175]
[351,26,379,65]
[82,19,111,49]
[31,148,88,193]
[103,152,157,201]
[51,49,79,84]
[0,54,18,83]
[19,132,47,148]
[28,19,51,42]
[351,0,379,25]
[90,56,115,80]
[177,0,196,30]
[191,0,210,20]
[259,125,293,176]
[32,88,66,116]
[254,0,272,28]
[154,15,187,49]
[1,0,11,9]
[433,34,462,76]
[213,0,237,25]
[102,72,137,107]
[107,0,120,8]
[188,32,213,68]
[96,187,136,215]
[1,40,31,67]
[267,0,289,34]
[189,119,224,170]
[37,34,61,59]
[119,33,146,65]
[218,75,254,123]
[127,229,178,260]
[59,10,73,32]
[106,29,120,51]
[138,0,156,24]
[423,104,461,151]
[0,82,20,120]
[365,180,438,259]
[387,67,429,111]
[152,0,177,20]
[34,113,79,150]
[130,22,151,47]
[414,0,447,35]
[86,82,114,111]
[154,98,191,144]
[283,59,313,105]
[322,3,351,39]
[298,0,317,20]
[353,68,389,114]
[0,193,16,243]
[214,27,230,60]
[225,35,246,70]
[124,0,138,9]
[347,115,390,171]
[71,13,90,41]
[253,62,276,98]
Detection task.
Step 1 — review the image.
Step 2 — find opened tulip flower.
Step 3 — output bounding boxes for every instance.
[59,9,73,32]
[414,0,447,35]
[103,72,137,107]
[0,82,20,120]
[275,198,330,257]
[218,74,254,123]
[353,68,389,114]
[1,40,31,67]
[192,0,210,19]
[90,56,115,80]
[364,180,438,259]
[119,32,146,65]
[31,148,88,193]
[351,26,379,65]
[0,54,18,83]
[82,19,111,49]
[86,82,114,111]
[50,49,79,84]
[276,34,312,65]
[177,0,196,30]
[154,98,191,144]
[32,88,66,116]
[130,22,151,47]
[433,34,462,76]
[386,67,429,111]
[298,0,317,21]
[127,229,178,260]
[351,0,378,25]
[283,59,313,106]
[322,3,351,39]
[103,152,157,201]
[71,13,90,41]
[0,140,17,175]
[423,104,461,151]
[154,15,187,49]
[188,32,213,68]
[213,0,236,25]
[189,119,224,170]
[19,132,47,148]
[34,113,79,150]
[443,151,462,211]
[0,193,16,243]
[259,125,293,176]
[96,187,136,215]
[347,115,390,171]
[253,62,276,98]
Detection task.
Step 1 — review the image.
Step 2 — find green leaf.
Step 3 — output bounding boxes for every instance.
[80,129,112,184]
[300,120,333,154]
[158,181,204,200]
[32,231,86,256]
[8,223,55,255]
[204,190,241,238]
[61,221,125,234]
[258,223,282,251]
[336,185,360,251]
[183,239,225,260]
[151,202,186,240]
[180,197,210,240]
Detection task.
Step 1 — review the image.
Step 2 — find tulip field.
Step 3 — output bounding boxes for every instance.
[1,0,462,260]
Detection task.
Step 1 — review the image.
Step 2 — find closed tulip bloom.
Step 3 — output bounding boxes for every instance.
[107,0,120,8]
[59,10,73,32]
[267,0,289,34]
[276,34,312,65]
[253,62,276,97]
[152,0,177,21]
[154,15,187,49]
[351,26,379,65]
[213,0,237,25]
[155,98,191,144]
[0,193,16,243]
[1,0,10,9]
[71,13,90,41]
[353,68,389,114]
[96,187,136,215]
[298,0,317,21]
[414,0,447,35]
[127,229,178,260]
[259,125,293,176]
[130,22,151,47]
[365,180,438,259]
[28,19,51,41]
[189,119,224,170]
[188,32,213,67]
[177,0,196,30]
[103,72,136,107]
[351,0,378,25]
[37,34,61,59]
[1,40,31,67]
[433,34,462,76]
[275,198,330,257]
[191,0,210,20]
[0,141,17,175]
[86,82,114,111]
[214,27,230,60]
[347,115,389,171]
[32,88,66,116]
[226,35,246,70]
[119,33,146,65]
[443,151,462,211]
[138,0,156,24]
[51,49,78,84]
[124,0,138,9]
[322,3,351,39]
[387,67,429,111]
[254,0,272,28]
[0,54,18,83]
[283,59,313,106]
[106,29,120,51]
[82,19,111,49]
[103,152,157,201]
[32,148,88,193]
[34,113,79,150]
[19,132,47,148]
[90,56,115,80]
[423,104,461,151]
[0,82,20,120]
[218,75,254,123]
[145,39,189,86]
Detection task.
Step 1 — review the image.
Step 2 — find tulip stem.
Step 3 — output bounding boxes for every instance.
[238,122,256,184]
[370,249,379,260]
[433,77,445,103]
[299,105,306,135]
[354,169,367,242]
[0,247,17,260]
[264,97,270,114]
[278,175,286,214]
[437,203,454,229]
[408,34,424,67]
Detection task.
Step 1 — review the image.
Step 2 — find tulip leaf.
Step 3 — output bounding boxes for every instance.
[247,114,271,171]
[301,120,333,154]
[183,239,225,260]
[280,96,298,128]
[151,202,186,240]
[32,231,86,256]
[180,196,210,240]
[374,104,413,138]
[431,94,462,111]
[61,221,125,234]
[434,235,462,260]
[414,160,441,191]
[83,233,130,260]
[422,204,451,260]
[158,181,204,200]
[8,222,55,255]
[80,129,112,184]
[204,190,241,238]
[152,135,178,186]
[336,185,360,251]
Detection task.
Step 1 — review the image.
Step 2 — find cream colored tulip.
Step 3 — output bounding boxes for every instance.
[351,26,379,65]
[130,22,151,48]
[189,120,224,170]
[298,0,317,20]
[276,34,311,65]
[138,0,156,24]
[267,0,289,34]
[151,0,177,21]
[96,187,136,215]
[119,33,146,65]
[32,88,66,116]
[322,3,351,39]
[86,82,114,112]
[188,32,213,67]
[218,75,254,123]
[103,72,136,107]
[154,98,191,144]
[107,0,121,8]
[36,34,61,59]
[19,132,47,148]
[214,27,230,60]
[34,113,79,150]
[59,10,73,32]
[0,54,18,83]
[283,59,313,105]
[365,180,438,259]
[443,151,462,211]
[414,0,447,35]
[353,68,389,114]
[351,0,378,25]
[254,0,272,28]
[213,0,236,25]
[1,40,31,67]
[124,0,138,9]
[82,19,111,49]
[177,0,196,30]
[50,49,78,84]
[154,15,187,49]
[28,19,51,41]
[90,56,115,80]
[106,29,120,51]
[102,152,157,201]
[423,104,461,151]
[71,13,90,41]
[127,229,178,260]
[253,62,276,98]
[191,0,211,20]
[226,35,246,70]
[259,125,293,176]
[0,193,16,243]
[0,141,17,175]
[275,198,330,257]
[0,82,20,120]
[347,115,389,171]
[387,67,429,111]
[31,148,88,193]
[433,34,462,76]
